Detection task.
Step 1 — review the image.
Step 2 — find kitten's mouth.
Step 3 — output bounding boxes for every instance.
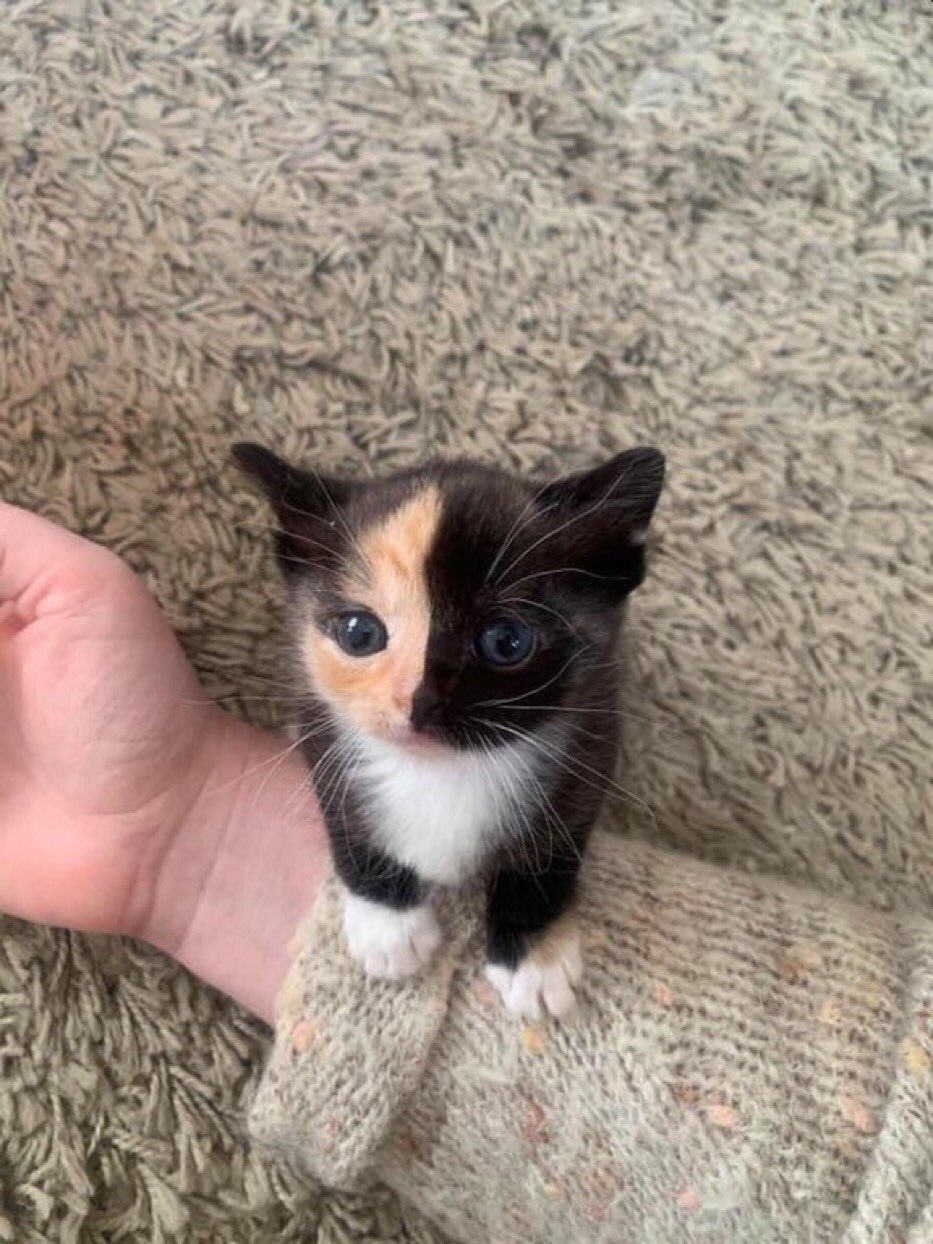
[383,724,449,755]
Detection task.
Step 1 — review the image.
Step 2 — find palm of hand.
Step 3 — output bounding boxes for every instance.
[0,505,219,936]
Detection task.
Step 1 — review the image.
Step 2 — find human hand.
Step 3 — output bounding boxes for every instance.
[0,500,236,935]
[0,502,326,1018]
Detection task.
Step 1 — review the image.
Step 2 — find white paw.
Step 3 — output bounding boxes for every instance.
[343,893,442,979]
[485,927,583,1020]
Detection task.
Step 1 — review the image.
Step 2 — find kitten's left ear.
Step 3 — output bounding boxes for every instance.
[537,447,666,597]
[233,442,353,575]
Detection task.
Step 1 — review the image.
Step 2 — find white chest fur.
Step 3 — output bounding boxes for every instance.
[355,734,542,884]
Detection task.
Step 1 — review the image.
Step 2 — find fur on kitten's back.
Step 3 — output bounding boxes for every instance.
[235,445,665,1019]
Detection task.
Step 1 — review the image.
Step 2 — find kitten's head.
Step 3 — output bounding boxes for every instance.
[234,444,664,754]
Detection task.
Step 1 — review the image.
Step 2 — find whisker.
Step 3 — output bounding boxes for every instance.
[201,720,321,800]
[502,565,633,593]
[496,595,581,635]
[312,745,357,838]
[488,702,673,730]
[289,718,337,734]
[216,673,318,693]
[178,691,320,708]
[278,770,317,823]
[483,480,559,586]
[247,718,332,811]
[477,716,657,830]
[228,517,348,570]
[312,734,352,793]
[246,550,337,572]
[318,742,358,819]
[524,766,584,871]
[313,734,365,878]
[490,737,549,887]
[510,752,572,875]
[336,742,363,828]
[494,460,640,586]
[473,644,592,709]
[279,467,374,578]
[228,518,287,537]
[495,729,583,879]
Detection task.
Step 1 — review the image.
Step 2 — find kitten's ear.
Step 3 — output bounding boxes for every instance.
[232,442,351,515]
[539,447,665,530]
[232,442,352,575]
[537,447,665,598]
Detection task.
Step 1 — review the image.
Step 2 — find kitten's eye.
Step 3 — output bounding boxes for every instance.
[333,610,388,657]
[475,616,536,668]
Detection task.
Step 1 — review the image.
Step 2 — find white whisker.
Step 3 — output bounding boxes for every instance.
[281,464,374,579]
[490,701,670,730]
[490,736,549,885]
[496,595,581,635]
[483,479,559,586]
[473,644,593,709]
[479,717,657,831]
[494,461,639,587]
[201,718,325,803]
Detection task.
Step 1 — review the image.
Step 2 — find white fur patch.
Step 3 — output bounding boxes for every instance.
[354,732,544,884]
[343,892,441,979]
[485,925,583,1020]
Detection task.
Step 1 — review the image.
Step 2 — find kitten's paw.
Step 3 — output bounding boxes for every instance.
[343,894,442,979]
[485,921,583,1020]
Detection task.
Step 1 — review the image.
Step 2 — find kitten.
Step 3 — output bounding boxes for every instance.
[234,443,665,1019]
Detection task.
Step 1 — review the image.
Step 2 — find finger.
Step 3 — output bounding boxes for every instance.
[0,501,106,604]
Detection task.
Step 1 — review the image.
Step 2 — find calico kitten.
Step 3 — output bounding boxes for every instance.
[234,443,665,1019]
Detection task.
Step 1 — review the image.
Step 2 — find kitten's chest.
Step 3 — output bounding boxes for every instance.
[357,740,534,884]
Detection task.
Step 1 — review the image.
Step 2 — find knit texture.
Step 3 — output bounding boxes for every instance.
[0,0,930,1240]
[255,834,933,1242]
[252,887,472,1188]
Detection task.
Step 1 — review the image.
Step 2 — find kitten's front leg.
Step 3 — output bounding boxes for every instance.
[333,833,441,980]
[484,861,584,1020]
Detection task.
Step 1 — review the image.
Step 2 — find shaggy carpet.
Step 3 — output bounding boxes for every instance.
[1,0,930,1240]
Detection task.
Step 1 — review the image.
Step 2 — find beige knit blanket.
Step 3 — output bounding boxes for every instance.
[1,1,929,1240]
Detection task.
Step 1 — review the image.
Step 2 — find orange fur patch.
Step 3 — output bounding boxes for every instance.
[528,913,579,970]
[302,486,441,737]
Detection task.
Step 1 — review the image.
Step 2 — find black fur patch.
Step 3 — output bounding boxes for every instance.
[234,444,664,954]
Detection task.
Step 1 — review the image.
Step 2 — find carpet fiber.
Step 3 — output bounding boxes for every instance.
[1,1,930,1240]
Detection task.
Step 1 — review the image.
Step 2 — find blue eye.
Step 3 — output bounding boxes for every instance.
[334,611,387,657]
[475,616,536,668]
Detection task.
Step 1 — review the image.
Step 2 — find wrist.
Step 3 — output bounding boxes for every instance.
[138,709,329,1023]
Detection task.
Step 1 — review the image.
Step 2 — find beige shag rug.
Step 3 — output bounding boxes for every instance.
[1,1,930,1240]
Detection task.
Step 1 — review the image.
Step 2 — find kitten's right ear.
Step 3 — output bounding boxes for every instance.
[232,442,351,515]
[232,442,351,575]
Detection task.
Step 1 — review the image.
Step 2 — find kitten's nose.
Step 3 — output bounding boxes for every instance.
[410,684,443,734]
